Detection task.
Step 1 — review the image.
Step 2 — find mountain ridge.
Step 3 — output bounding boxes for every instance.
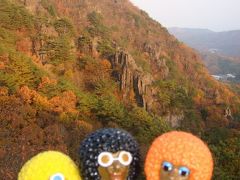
[169,27,240,57]
[0,0,240,179]
[170,27,240,33]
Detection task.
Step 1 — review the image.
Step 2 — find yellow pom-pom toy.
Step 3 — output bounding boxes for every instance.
[18,151,81,180]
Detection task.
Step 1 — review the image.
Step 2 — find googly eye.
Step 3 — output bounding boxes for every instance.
[118,151,133,166]
[179,167,190,176]
[50,173,65,180]
[98,152,114,167]
[162,161,173,172]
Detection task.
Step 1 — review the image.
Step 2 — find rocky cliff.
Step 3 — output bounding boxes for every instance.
[111,50,154,110]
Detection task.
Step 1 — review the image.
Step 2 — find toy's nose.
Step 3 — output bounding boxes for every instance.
[112,161,123,172]
[169,168,181,180]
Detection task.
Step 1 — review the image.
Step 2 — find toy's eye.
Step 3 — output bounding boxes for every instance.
[50,173,65,180]
[162,161,173,172]
[179,167,190,176]
[98,152,114,167]
[118,151,133,166]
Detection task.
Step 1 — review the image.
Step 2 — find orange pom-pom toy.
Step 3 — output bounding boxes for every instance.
[145,131,213,180]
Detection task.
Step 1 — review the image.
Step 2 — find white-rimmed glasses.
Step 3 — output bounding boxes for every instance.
[98,151,133,167]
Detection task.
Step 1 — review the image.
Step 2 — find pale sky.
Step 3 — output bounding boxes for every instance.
[130,0,240,32]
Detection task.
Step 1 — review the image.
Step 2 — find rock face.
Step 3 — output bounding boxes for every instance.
[142,42,169,79]
[164,112,184,127]
[225,107,233,119]
[110,51,154,111]
[19,0,40,13]
[143,42,161,61]
[110,51,184,126]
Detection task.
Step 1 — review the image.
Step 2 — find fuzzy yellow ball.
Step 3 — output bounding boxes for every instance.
[18,151,81,180]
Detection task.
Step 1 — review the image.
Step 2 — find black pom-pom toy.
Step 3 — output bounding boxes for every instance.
[79,128,140,180]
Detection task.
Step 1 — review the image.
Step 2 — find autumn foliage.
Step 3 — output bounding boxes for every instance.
[0,0,240,179]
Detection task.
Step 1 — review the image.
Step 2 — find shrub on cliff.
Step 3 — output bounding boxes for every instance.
[87,11,110,38]
[43,36,75,65]
[0,49,45,92]
[53,18,75,37]
[0,0,34,30]
[94,95,125,124]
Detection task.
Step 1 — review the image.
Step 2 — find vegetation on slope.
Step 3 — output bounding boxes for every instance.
[0,0,239,179]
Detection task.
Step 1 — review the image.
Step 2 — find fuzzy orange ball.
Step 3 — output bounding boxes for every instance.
[145,131,213,180]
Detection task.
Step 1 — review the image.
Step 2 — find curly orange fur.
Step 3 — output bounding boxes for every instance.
[145,131,213,180]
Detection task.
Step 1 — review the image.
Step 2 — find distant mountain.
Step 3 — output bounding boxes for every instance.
[169,27,240,80]
[169,27,240,57]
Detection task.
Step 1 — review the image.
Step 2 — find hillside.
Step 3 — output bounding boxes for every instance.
[0,0,240,179]
[201,52,240,75]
